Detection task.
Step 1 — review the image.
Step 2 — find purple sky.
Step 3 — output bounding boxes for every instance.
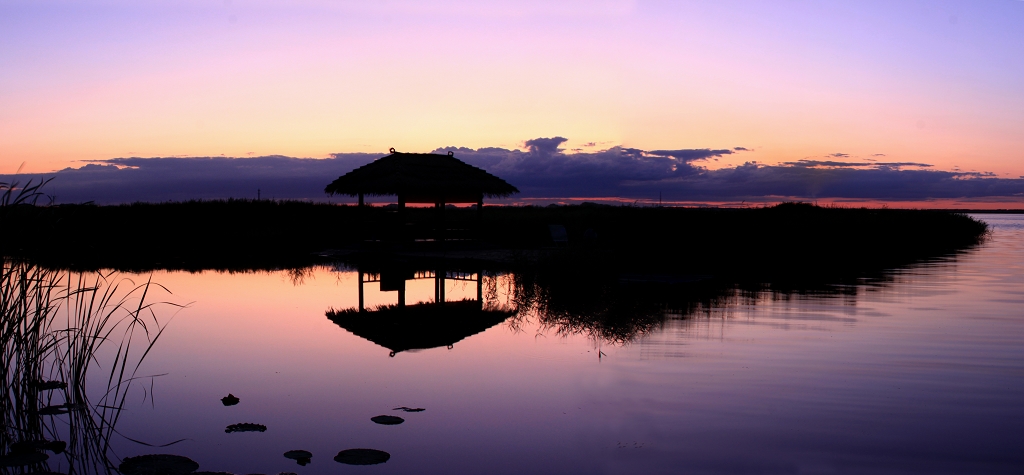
[2,1,1023,205]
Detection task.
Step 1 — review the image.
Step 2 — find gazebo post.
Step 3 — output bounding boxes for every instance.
[358,271,365,312]
[358,193,364,207]
[476,270,483,310]
[435,200,446,245]
[438,269,445,305]
[396,194,407,244]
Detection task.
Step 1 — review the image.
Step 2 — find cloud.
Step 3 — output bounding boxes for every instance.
[523,136,568,156]
[783,160,933,169]
[733,147,750,151]
[828,153,850,158]
[647,148,734,162]
[2,154,379,204]
[4,138,1024,204]
[649,162,1021,201]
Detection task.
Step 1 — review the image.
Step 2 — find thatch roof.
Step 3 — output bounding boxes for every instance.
[324,150,518,201]
[326,300,513,356]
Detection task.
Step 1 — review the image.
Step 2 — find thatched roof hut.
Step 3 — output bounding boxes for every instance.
[324,149,518,205]
[326,300,513,356]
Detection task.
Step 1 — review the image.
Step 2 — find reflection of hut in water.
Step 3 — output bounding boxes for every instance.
[327,264,513,356]
[327,300,513,357]
[324,149,519,209]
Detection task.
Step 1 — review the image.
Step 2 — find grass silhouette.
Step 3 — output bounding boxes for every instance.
[0,200,987,278]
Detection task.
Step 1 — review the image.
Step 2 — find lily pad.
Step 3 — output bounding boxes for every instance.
[11,440,65,454]
[283,450,312,466]
[118,454,200,475]
[0,452,48,467]
[44,441,67,454]
[37,405,69,415]
[224,423,266,433]
[32,381,67,391]
[221,394,239,406]
[371,415,404,425]
[334,449,390,465]
[392,407,425,412]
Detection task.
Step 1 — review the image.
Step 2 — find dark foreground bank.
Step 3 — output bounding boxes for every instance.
[0,200,987,278]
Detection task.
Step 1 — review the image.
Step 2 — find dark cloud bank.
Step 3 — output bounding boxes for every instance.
[4,137,1024,204]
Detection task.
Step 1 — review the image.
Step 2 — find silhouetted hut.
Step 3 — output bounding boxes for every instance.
[324,149,519,208]
[327,300,513,357]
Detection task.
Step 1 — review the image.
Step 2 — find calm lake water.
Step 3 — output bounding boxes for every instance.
[63,214,1024,474]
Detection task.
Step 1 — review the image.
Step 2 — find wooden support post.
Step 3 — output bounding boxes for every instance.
[477,270,483,310]
[358,271,365,312]
[434,202,441,244]
[438,270,445,305]
[396,194,407,245]
[358,193,364,207]
[438,201,446,246]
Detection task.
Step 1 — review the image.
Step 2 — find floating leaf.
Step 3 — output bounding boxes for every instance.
[220,394,239,406]
[45,441,67,454]
[393,407,425,412]
[371,415,404,425]
[11,440,65,454]
[283,450,312,466]
[32,381,67,391]
[334,449,390,465]
[0,452,48,467]
[36,405,68,415]
[118,454,200,475]
[224,423,266,433]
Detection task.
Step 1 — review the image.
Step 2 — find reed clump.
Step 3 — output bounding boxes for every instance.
[1,259,175,474]
[0,200,988,278]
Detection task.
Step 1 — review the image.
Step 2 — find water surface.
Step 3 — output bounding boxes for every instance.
[91,215,1024,474]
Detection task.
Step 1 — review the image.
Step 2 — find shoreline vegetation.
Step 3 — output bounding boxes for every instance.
[0,199,997,470]
[0,199,987,281]
[1,260,172,474]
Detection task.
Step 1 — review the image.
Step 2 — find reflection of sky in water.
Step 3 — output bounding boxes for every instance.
[108,215,1024,474]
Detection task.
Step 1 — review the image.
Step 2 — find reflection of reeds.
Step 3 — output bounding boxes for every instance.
[505,270,732,345]
[503,265,898,346]
[1,259,176,474]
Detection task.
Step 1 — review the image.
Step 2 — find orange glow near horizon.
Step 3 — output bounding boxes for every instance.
[505,196,1024,210]
[2,2,1022,184]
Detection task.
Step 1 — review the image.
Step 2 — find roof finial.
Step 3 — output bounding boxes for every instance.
[389,147,396,154]
[448,151,454,157]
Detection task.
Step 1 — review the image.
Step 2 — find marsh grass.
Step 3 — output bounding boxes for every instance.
[0,200,989,277]
[1,259,178,474]
[0,178,52,208]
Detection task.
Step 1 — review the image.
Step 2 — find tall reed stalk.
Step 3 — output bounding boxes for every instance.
[1,259,175,474]
[0,178,52,207]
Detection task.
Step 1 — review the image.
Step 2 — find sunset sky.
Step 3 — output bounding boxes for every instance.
[2,1,1023,204]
